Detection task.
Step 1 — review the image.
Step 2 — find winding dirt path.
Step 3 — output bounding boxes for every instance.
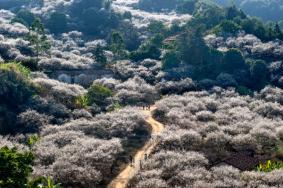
[107,106,164,188]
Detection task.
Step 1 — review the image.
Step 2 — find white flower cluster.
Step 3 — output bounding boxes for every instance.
[205,33,283,59]
[33,107,147,186]
[131,87,283,187]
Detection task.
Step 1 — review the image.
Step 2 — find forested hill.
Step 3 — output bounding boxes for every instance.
[214,0,283,27]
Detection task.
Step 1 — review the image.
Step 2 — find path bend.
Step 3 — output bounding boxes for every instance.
[107,106,164,188]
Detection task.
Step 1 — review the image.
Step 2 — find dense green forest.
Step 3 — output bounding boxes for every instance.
[215,0,283,27]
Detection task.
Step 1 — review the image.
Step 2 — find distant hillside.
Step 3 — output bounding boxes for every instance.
[214,0,283,27]
[0,0,30,10]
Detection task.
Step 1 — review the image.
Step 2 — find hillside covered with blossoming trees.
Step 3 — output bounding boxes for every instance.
[1,0,283,187]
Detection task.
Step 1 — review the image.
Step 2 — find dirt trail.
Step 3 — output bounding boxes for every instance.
[107,106,164,188]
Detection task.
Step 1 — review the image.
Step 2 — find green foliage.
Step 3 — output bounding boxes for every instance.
[0,0,30,10]
[27,134,40,148]
[148,21,167,35]
[138,0,196,14]
[138,0,178,12]
[75,95,89,109]
[69,0,121,37]
[130,34,163,62]
[13,9,36,27]
[123,11,132,20]
[117,22,141,51]
[110,31,127,59]
[193,2,225,29]
[276,144,283,161]
[160,2,281,89]
[236,85,252,96]
[256,160,283,172]
[176,0,196,14]
[27,18,51,59]
[0,62,35,134]
[86,84,113,106]
[107,102,122,112]
[103,0,112,10]
[236,16,283,41]
[177,28,210,66]
[46,12,68,35]
[212,20,241,35]
[248,59,269,90]
[226,5,246,20]
[93,44,107,67]
[27,177,60,188]
[190,2,282,41]
[130,45,160,62]
[0,147,34,188]
[21,58,39,71]
[222,48,245,73]
[215,0,283,31]
[0,62,30,78]
[162,50,181,70]
[0,63,34,102]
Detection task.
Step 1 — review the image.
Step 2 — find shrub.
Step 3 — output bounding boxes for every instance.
[0,146,34,188]
[86,83,113,107]
[222,48,246,73]
[27,176,61,188]
[256,160,283,172]
[0,63,35,134]
[216,73,238,87]
[162,50,181,70]
[249,59,269,90]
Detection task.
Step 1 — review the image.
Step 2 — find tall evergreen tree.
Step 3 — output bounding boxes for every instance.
[27,18,51,60]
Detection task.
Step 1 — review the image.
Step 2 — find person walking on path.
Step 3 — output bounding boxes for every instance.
[139,160,143,170]
[144,153,148,160]
[130,155,134,166]
[110,165,114,174]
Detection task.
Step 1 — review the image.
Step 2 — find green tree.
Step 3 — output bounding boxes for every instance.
[249,59,269,90]
[93,44,107,67]
[47,12,68,35]
[130,34,163,61]
[27,18,51,60]
[222,48,245,73]
[86,84,113,106]
[213,20,241,34]
[0,147,34,188]
[178,28,210,66]
[104,0,112,10]
[162,50,181,70]
[123,11,132,20]
[110,32,126,58]
[150,33,164,47]
[273,22,283,39]
[130,43,161,62]
[226,5,245,20]
[13,9,36,27]
[176,0,196,14]
[148,21,167,35]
